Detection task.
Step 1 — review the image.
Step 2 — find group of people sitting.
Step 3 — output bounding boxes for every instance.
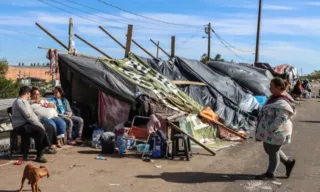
[11,85,84,163]
[291,79,312,99]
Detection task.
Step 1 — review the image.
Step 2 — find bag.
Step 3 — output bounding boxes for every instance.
[102,140,115,154]
[92,127,104,148]
[148,134,167,158]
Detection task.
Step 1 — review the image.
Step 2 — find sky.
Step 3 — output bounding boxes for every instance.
[0,0,319,74]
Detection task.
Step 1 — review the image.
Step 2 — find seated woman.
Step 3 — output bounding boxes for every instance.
[30,87,66,148]
[290,80,303,99]
[50,86,84,145]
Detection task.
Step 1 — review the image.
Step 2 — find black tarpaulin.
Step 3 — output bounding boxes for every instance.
[137,55,259,131]
[59,54,137,104]
[207,61,271,96]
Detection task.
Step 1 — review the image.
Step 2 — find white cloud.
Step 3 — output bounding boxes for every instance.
[306,1,320,6]
[0,0,46,7]
[263,5,296,10]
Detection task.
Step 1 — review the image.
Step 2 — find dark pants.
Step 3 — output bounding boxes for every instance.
[63,116,84,140]
[42,121,58,145]
[16,123,50,158]
[263,142,289,174]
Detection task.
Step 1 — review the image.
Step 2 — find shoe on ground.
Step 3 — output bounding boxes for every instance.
[285,159,296,178]
[36,156,48,163]
[255,172,276,180]
[46,148,57,154]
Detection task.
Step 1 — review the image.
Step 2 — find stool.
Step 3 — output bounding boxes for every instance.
[171,134,192,161]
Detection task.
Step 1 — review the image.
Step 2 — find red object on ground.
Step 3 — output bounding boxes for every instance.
[13,158,25,165]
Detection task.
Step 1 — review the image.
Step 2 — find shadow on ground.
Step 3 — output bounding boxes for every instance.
[136,172,287,184]
[299,121,320,124]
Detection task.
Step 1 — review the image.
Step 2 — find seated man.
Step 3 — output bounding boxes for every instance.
[11,86,56,163]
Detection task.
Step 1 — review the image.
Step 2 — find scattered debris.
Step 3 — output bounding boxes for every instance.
[222,175,230,178]
[109,184,120,186]
[154,165,162,168]
[261,186,272,190]
[95,155,107,160]
[272,181,282,186]
[70,164,86,168]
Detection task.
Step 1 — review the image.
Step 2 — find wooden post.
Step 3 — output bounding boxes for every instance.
[171,36,175,58]
[156,41,159,58]
[125,24,133,58]
[68,18,73,52]
[131,39,156,59]
[74,34,113,59]
[150,39,170,58]
[99,26,126,49]
[35,22,68,50]
[207,23,211,62]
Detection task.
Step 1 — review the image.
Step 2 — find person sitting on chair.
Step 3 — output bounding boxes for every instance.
[11,86,56,163]
[30,87,66,148]
[50,86,84,145]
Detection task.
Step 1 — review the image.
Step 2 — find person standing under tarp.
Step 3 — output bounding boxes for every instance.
[255,78,296,180]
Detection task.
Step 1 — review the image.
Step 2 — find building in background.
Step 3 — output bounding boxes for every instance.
[5,65,60,82]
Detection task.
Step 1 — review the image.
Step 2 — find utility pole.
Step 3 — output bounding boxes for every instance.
[207,23,211,62]
[255,0,262,65]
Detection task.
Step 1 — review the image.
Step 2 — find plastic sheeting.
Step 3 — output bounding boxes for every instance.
[207,61,271,96]
[137,55,259,131]
[239,63,274,80]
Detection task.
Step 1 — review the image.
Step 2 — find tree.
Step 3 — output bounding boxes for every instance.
[200,53,225,63]
[0,58,9,77]
[0,58,20,99]
[213,54,225,62]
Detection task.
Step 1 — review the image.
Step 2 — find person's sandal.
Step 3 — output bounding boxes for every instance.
[46,148,57,154]
[285,159,296,178]
[36,156,48,163]
[75,138,83,144]
[68,139,76,146]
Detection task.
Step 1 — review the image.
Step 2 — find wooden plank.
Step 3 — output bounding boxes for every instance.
[131,39,157,60]
[37,46,115,61]
[35,22,68,50]
[125,24,133,58]
[150,39,170,58]
[99,26,126,49]
[74,34,113,59]
[166,112,187,121]
[167,120,216,156]
[172,81,206,86]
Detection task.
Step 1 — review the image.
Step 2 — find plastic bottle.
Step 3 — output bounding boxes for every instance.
[95,156,107,160]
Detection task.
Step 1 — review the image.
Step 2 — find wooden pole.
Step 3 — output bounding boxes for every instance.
[171,36,175,58]
[150,39,170,58]
[254,0,262,65]
[74,34,113,59]
[99,26,126,49]
[207,23,211,62]
[156,41,159,58]
[68,18,73,51]
[131,39,156,59]
[125,24,133,58]
[167,121,216,156]
[35,22,68,50]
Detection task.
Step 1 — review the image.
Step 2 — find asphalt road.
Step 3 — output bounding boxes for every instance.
[0,98,319,192]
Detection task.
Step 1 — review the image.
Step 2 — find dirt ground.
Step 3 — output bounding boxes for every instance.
[0,97,320,192]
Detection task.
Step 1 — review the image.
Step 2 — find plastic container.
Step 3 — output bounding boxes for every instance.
[136,144,150,153]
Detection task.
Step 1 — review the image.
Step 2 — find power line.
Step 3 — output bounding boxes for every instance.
[65,0,200,31]
[38,0,125,31]
[50,0,199,33]
[213,32,253,62]
[176,29,203,50]
[212,29,254,53]
[98,0,203,28]
[38,0,183,37]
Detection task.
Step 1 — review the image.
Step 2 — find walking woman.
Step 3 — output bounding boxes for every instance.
[50,86,84,145]
[256,77,296,180]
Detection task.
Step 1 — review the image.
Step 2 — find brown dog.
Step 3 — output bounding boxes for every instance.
[19,164,50,192]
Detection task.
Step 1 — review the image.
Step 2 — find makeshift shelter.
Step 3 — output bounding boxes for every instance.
[58,54,244,152]
[134,55,260,132]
